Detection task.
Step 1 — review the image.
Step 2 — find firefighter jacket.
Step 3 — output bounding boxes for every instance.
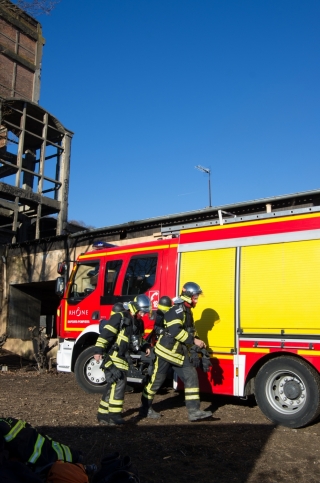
[0,417,81,467]
[96,310,146,371]
[154,304,195,366]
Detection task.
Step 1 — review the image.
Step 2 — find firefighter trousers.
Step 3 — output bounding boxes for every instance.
[97,371,127,417]
[141,354,200,411]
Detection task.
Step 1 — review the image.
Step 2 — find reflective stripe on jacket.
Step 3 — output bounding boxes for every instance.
[154,304,194,366]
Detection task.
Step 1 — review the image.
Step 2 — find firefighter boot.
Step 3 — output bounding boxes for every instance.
[108,413,125,425]
[97,414,110,425]
[188,409,213,421]
[138,406,161,419]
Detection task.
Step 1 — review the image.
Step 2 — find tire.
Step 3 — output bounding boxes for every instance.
[255,356,320,428]
[74,346,107,394]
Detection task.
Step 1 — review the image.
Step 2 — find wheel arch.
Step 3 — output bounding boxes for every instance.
[244,351,319,396]
[71,330,99,371]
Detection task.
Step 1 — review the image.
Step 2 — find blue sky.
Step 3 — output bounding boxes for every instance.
[38,0,320,228]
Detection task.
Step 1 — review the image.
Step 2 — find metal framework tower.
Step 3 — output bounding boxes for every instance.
[0,98,73,242]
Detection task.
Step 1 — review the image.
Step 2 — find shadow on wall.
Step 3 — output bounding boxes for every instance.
[194,308,220,347]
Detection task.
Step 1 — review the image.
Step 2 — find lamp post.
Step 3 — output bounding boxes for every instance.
[195,165,211,207]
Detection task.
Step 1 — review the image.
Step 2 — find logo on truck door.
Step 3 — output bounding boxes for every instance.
[68,307,90,324]
[149,291,159,309]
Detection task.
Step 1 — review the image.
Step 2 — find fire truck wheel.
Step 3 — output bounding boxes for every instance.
[74,346,107,394]
[255,356,320,429]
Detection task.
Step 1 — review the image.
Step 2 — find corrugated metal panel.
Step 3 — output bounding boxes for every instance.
[8,286,41,339]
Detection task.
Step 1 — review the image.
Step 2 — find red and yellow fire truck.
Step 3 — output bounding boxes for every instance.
[56,206,320,428]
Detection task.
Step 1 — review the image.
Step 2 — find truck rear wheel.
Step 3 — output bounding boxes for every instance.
[255,356,320,428]
[74,346,107,394]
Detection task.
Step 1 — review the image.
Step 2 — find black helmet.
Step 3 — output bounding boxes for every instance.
[130,294,151,315]
[111,302,125,315]
[180,282,202,304]
[158,296,172,313]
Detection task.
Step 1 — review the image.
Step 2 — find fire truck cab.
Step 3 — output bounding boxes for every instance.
[56,239,178,393]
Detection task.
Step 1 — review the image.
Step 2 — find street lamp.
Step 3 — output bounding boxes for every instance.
[195,165,211,207]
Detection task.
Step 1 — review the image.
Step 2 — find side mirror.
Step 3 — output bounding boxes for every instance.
[55,277,65,297]
[57,262,67,275]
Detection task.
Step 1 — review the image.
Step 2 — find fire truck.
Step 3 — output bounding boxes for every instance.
[56,205,320,428]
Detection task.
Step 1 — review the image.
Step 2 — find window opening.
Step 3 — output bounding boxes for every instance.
[104,260,123,297]
[68,261,100,302]
[122,255,158,295]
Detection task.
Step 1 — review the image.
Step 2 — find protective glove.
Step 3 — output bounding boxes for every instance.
[201,351,212,373]
[190,348,201,368]
[105,364,123,384]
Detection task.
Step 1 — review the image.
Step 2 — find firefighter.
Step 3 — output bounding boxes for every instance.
[94,295,152,426]
[154,295,173,337]
[139,282,213,422]
[0,417,82,468]
[146,295,173,345]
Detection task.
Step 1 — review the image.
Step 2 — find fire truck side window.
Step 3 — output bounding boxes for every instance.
[69,262,100,301]
[122,255,158,295]
[104,260,123,296]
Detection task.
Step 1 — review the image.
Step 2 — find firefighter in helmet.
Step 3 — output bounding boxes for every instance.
[155,296,172,333]
[94,294,151,425]
[146,295,173,345]
[139,282,212,421]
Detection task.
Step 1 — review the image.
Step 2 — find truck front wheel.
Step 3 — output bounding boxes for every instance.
[74,346,107,394]
[255,356,320,428]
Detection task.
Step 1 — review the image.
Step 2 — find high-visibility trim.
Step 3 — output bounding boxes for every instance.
[98,407,109,414]
[185,394,200,400]
[108,385,123,413]
[96,336,108,345]
[109,398,124,406]
[28,434,45,464]
[4,420,26,442]
[100,400,109,408]
[154,345,184,365]
[104,325,118,335]
[79,244,172,260]
[166,320,181,327]
[155,341,184,359]
[143,358,159,399]
[110,355,128,369]
[297,350,320,356]
[52,442,64,460]
[185,387,199,393]
[109,407,123,413]
[116,333,129,343]
[158,304,171,312]
[240,348,270,354]
[62,444,72,462]
[175,330,189,343]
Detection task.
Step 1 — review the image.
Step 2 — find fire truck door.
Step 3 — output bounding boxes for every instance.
[65,260,101,332]
[179,248,236,353]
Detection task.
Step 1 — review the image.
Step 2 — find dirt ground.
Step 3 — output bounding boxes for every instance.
[1,352,320,483]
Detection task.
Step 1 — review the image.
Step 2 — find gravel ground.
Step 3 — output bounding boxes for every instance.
[1,352,320,483]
